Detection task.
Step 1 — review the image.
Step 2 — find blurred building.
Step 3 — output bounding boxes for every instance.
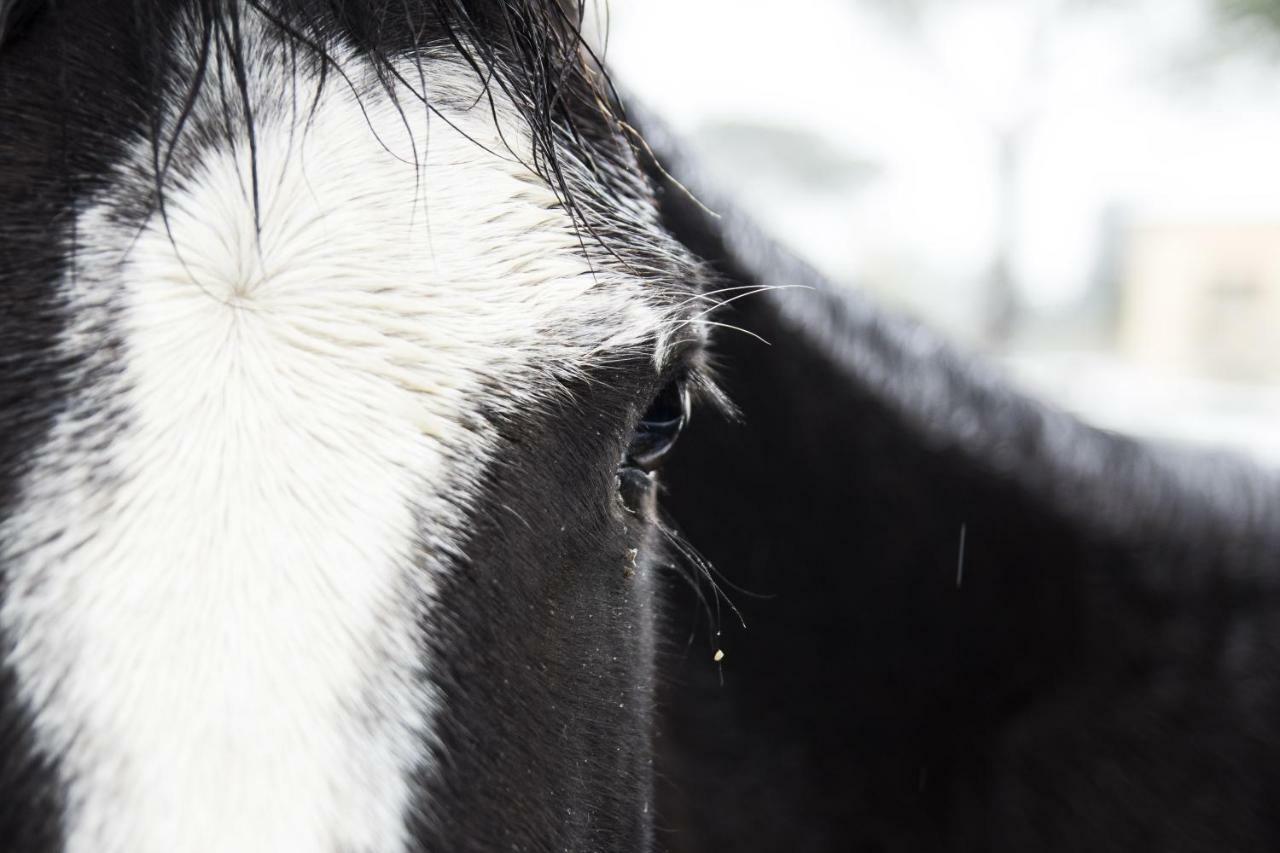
[1120,219,1280,382]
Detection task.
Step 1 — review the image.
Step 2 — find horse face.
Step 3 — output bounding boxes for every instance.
[0,2,706,850]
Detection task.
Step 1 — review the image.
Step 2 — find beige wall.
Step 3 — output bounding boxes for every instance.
[1121,222,1280,382]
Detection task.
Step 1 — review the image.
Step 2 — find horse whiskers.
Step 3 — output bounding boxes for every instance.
[680,282,814,315]
[686,319,772,347]
[657,283,797,341]
[666,283,783,312]
[656,516,747,649]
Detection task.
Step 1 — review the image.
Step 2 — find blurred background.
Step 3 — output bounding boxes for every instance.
[592,0,1280,466]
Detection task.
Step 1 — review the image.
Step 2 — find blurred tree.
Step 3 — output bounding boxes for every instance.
[1214,0,1280,53]
[854,0,1072,347]
[1218,0,1280,30]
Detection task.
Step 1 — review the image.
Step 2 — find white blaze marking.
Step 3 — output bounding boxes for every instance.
[0,33,663,853]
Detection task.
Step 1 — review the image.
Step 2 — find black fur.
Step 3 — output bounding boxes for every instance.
[413,360,669,851]
[644,114,1280,852]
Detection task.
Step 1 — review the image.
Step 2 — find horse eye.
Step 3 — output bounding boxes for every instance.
[625,378,690,472]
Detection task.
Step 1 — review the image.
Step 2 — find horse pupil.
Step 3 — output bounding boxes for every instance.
[625,379,689,471]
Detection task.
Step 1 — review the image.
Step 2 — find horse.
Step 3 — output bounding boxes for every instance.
[2,1,1279,851]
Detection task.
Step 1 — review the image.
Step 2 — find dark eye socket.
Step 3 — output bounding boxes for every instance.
[624,377,690,472]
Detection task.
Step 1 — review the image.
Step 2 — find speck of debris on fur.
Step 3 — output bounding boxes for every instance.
[713,649,725,663]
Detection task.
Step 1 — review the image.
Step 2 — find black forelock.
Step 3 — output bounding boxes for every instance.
[1,0,650,249]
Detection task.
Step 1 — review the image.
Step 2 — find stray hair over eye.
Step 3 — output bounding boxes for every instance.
[624,377,690,472]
